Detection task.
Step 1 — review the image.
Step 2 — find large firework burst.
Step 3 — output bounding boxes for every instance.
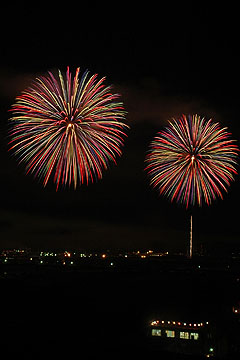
[9,67,128,189]
[145,114,239,208]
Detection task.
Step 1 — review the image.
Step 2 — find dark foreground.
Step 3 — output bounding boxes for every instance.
[1,256,240,359]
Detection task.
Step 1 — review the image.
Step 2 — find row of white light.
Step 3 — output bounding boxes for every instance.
[151,320,209,327]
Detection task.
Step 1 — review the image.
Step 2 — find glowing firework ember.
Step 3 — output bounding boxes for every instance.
[145,114,239,208]
[9,67,128,189]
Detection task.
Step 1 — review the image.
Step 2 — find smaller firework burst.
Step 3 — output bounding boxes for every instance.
[145,114,239,208]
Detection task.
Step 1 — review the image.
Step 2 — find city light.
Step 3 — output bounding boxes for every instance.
[64,251,71,257]
[0,248,175,265]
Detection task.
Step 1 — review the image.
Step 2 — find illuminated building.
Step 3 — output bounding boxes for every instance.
[148,319,215,358]
[148,306,240,359]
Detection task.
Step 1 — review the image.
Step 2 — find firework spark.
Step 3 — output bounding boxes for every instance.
[9,67,128,189]
[145,114,239,208]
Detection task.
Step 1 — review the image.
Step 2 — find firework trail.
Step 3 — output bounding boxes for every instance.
[9,67,128,189]
[145,114,239,208]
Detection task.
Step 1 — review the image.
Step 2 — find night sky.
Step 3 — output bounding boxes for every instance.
[0,5,239,253]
